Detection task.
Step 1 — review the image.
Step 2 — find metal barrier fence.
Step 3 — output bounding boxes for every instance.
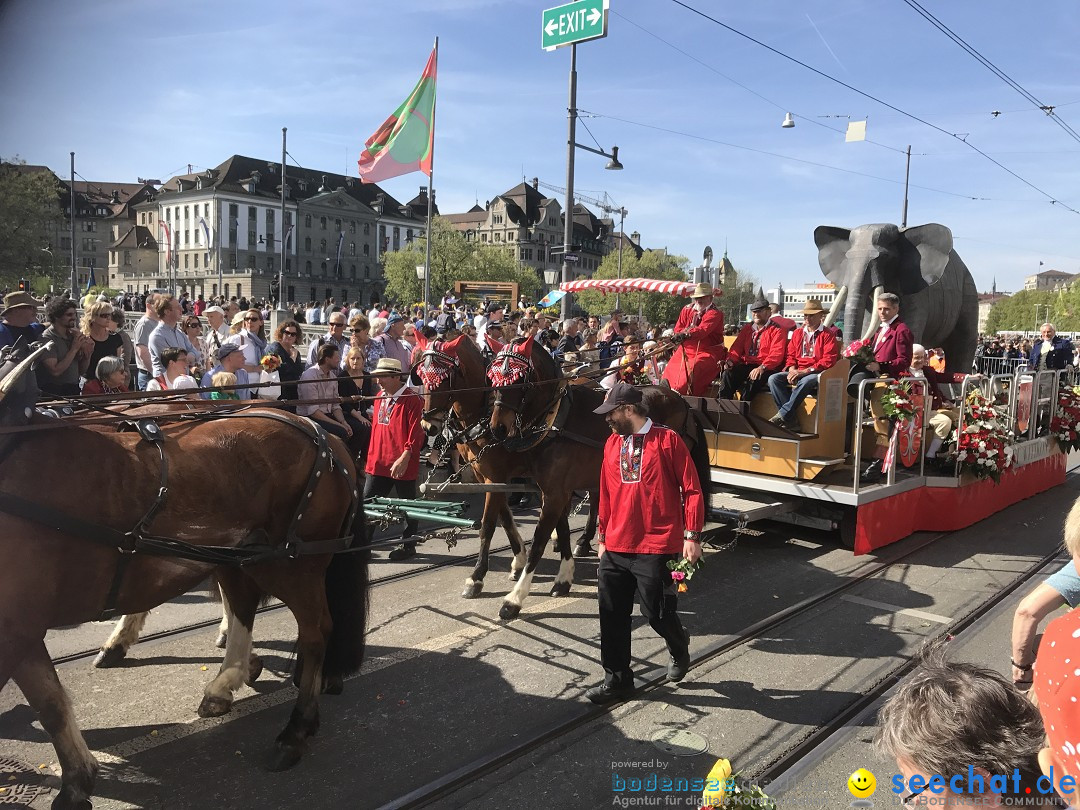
[974,356,1029,376]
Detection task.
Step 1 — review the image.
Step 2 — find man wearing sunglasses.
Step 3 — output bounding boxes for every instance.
[306,311,350,369]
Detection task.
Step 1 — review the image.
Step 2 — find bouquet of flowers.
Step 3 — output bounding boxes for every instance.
[880,381,917,420]
[954,388,1014,483]
[1051,385,1080,453]
[701,759,777,810]
[842,337,876,366]
[667,557,703,594]
[260,353,282,372]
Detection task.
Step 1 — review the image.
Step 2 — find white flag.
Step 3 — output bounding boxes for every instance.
[845,120,867,142]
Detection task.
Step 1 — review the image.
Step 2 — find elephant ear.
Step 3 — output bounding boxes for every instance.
[814,226,851,285]
[898,224,953,291]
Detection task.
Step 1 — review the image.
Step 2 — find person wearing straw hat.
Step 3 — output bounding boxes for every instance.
[365,357,425,561]
[660,282,726,396]
[0,291,46,351]
[717,297,787,402]
[766,298,839,430]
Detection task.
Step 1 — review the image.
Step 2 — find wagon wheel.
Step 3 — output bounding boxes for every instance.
[837,506,857,550]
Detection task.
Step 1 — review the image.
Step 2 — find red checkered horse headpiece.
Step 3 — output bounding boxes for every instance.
[417,335,464,391]
[487,337,535,388]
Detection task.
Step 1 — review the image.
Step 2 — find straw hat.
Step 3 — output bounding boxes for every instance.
[1,291,42,317]
[689,283,714,299]
[370,357,405,376]
[801,298,827,315]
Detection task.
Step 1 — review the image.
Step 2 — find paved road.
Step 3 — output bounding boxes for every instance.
[1,477,1073,809]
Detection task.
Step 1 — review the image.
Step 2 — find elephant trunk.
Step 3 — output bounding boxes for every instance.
[861,285,885,341]
[842,273,867,344]
[823,286,847,328]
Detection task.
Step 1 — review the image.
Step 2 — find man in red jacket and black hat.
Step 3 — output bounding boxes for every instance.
[717,297,787,401]
[585,382,704,705]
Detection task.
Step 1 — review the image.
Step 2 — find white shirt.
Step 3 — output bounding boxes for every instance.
[147,373,198,392]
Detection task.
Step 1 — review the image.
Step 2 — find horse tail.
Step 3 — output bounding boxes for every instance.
[322,505,370,680]
[688,411,712,499]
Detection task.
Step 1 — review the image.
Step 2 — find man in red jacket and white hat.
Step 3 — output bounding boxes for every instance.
[365,357,425,561]
[661,283,726,396]
[585,382,704,705]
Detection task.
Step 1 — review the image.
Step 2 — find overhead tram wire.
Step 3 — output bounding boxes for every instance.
[611,9,908,156]
[666,0,1080,215]
[577,108,1012,203]
[900,0,1080,145]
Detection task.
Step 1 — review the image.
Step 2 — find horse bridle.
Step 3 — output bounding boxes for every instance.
[416,343,459,424]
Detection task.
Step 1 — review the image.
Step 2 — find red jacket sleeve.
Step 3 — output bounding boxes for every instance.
[400,393,423,455]
[818,329,840,370]
[786,328,802,369]
[760,324,788,370]
[728,325,751,365]
[597,434,618,540]
[663,431,704,533]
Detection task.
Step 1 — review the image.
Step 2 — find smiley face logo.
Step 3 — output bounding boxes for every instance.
[847,768,876,798]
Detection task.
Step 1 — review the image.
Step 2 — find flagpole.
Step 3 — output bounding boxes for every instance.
[422,37,438,324]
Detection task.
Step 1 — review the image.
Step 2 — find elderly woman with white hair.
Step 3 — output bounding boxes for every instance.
[904,343,969,465]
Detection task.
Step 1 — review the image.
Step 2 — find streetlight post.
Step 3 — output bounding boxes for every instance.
[613,205,626,310]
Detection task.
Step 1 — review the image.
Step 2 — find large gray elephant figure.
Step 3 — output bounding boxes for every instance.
[815,223,979,374]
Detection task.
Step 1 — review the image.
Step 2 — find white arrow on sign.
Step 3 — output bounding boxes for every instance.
[545,19,558,36]
[587,7,601,25]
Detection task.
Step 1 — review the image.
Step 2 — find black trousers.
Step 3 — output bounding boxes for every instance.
[597,550,688,687]
[363,473,419,541]
[716,364,771,401]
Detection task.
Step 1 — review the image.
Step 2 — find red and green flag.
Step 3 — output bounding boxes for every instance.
[357,46,437,183]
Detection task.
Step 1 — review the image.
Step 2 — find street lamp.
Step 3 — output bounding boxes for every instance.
[560,43,624,319]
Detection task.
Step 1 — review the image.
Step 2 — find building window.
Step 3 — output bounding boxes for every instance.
[230,253,237,269]
[205,252,210,265]
[320,261,328,276]
[537,248,545,262]
[349,221,356,234]
[248,229,256,247]
[124,250,132,266]
[165,209,171,222]
[304,214,312,227]
[392,227,400,250]
[304,237,312,252]
[349,242,356,256]
[481,233,488,242]
[320,238,327,253]
[184,254,190,268]
[184,230,190,245]
[305,261,312,275]
[229,204,238,218]
[194,228,201,246]
[363,244,369,256]
[349,265,356,279]
[267,257,274,272]
[249,206,257,222]
[406,229,413,242]
[194,253,200,268]
[334,218,341,231]
[320,216,327,230]
[364,223,370,235]
[184,205,190,220]
[247,255,256,269]
[364,265,370,279]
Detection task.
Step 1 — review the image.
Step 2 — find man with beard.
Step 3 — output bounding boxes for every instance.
[717,297,787,402]
[586,382,704,704]
[661,283,726,395]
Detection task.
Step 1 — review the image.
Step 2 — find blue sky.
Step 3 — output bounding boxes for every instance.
[1,0,1077,294]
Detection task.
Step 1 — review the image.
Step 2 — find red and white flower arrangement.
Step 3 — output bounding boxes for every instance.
[667,557,702,594]
[954,387,1013,483]
[1051,385,1080,453]
[880,381,918,420]
[842,338,876,366]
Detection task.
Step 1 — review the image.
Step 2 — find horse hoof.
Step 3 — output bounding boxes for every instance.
[550,582,571,597]
[52,787,92,810]
[215,632,228,649]
[197,695,233,718]
[265,742,303,772]
[246,655,264,686]
[322,675,343,695]
[461,581,483,598]
[92,646,126,668]
[499,602,521,621]
[573,541,593,558]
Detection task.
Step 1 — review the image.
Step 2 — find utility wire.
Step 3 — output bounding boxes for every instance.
[667,0,1080,215]
[578,108,1014,202]
[578,117,605,151]
[900,0,1080,145]
[612,9,908,155]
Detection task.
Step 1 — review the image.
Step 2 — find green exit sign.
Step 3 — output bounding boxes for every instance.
[542,0,609,51]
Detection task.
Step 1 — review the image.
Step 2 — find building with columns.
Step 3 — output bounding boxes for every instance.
[124,155,426,306]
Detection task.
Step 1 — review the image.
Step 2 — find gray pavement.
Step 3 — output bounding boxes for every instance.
[0,477,1075,809]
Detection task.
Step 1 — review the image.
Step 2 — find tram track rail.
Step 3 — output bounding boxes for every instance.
[375,527,1012,810]
[49,509,589,669]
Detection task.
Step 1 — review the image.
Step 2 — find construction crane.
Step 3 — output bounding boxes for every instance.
[534,180,631,307]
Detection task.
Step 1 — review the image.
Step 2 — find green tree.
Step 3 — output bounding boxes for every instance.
[572,248,691,326]
[985,290,1057,333]
[0,158,62,288]
[716,267,761,327]
[381,217,541,309]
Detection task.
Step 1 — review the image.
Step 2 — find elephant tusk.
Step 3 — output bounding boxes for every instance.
[823,286,847,328]
[861,286,885,342]
[0,342,52,403]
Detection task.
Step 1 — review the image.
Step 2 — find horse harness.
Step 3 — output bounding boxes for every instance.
[0,410,360,620]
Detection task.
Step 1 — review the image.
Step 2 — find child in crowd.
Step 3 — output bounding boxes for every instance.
[209,371,240,400]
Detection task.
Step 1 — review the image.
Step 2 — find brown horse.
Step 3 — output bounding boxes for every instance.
[417,335,595,600]
[486,337,713,618]
[0,349,368,809]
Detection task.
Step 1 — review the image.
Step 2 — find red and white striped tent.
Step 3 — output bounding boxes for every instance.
[559,278,719,297]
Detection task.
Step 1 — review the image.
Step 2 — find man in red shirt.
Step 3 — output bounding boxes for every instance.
[661,283,726,396]
[365,357,425,561]
[586,383,705,704]
[767,298,840,429]
[717,297,787,401]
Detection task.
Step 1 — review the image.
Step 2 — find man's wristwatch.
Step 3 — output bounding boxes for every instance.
[684,530,700,542]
